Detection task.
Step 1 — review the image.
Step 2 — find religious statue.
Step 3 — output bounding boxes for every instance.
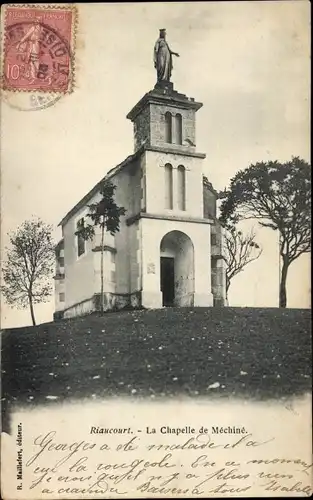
[154,29,179,83]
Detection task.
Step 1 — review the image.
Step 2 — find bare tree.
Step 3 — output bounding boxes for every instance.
[220,158,311,307]
[1,219,55,325]
[223,226,262,301]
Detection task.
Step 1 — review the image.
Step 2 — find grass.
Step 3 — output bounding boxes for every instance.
[1,307,311,432]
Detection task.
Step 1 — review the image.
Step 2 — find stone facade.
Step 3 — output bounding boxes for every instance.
[134,106,150,151]
[54,83,226,319]
[149,104,196,151]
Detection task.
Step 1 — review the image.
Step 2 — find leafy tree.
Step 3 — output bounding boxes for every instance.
[219,157,311,307]
[78,180,126,314]
[1,219,55,325]
[223,226,262,301]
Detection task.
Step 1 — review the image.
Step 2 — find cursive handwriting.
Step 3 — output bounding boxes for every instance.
[147,432,274,452]
[26,431,98,468]
[21,430,312,497]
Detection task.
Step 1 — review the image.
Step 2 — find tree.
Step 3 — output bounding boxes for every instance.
[1,219,55,326]
[219,157,311,307]
[78,180,126,314]
[223,226,262,301]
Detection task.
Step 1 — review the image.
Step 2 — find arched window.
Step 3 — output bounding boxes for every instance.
[164,163,173,209]
[175,113,183,145]
[177,165,186,211]
[165,112,172,143]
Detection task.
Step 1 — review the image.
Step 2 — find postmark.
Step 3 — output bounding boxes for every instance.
[1,4,77,110]
[1,89,63,111]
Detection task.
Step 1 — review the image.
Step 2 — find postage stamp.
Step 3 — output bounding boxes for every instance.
[1,4,77,94]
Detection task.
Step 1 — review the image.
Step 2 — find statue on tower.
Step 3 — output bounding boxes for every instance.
[154,29,179,83]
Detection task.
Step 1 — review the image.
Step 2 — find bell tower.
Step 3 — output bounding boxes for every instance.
[127,81,207,219]
[125,30,214,309]
[127,83,203,154]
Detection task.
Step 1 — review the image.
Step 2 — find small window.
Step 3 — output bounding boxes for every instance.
[175,113,183,145]
[76,218,85,257]
[177,165,186,211]
[164,163,173,209]
[59,292,65,302]
[165,112,172,143]
[110,252,116,264]
[110,270,116,283]
[58,256,64,267]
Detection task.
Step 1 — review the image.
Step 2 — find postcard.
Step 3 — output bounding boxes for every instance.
[0,2,311,498]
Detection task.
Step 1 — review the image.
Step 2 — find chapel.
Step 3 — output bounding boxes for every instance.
[54,30,226,319]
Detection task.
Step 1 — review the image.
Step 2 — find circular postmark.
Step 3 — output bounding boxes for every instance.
[2,20,74,111]
[1,89,63,112]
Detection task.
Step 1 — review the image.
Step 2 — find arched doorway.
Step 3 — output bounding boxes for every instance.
[160,230,195,307]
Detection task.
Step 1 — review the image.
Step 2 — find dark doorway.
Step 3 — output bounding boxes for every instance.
[160,257,175,306]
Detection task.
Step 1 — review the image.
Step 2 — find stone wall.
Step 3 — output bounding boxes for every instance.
[133,101,197,154]
[61,292,142,319]
[134,106,150,152]
[63,296,96,319]
[150,103,196,151]
[203,181,217,219]
[94,292,141,311]
[211,223,227,306]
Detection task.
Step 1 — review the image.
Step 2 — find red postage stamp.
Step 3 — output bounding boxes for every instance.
[2,4,77,93]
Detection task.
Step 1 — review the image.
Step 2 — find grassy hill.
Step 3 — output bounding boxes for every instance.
[1,307,311,431]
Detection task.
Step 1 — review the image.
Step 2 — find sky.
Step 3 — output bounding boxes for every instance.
[1,1,311,328]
